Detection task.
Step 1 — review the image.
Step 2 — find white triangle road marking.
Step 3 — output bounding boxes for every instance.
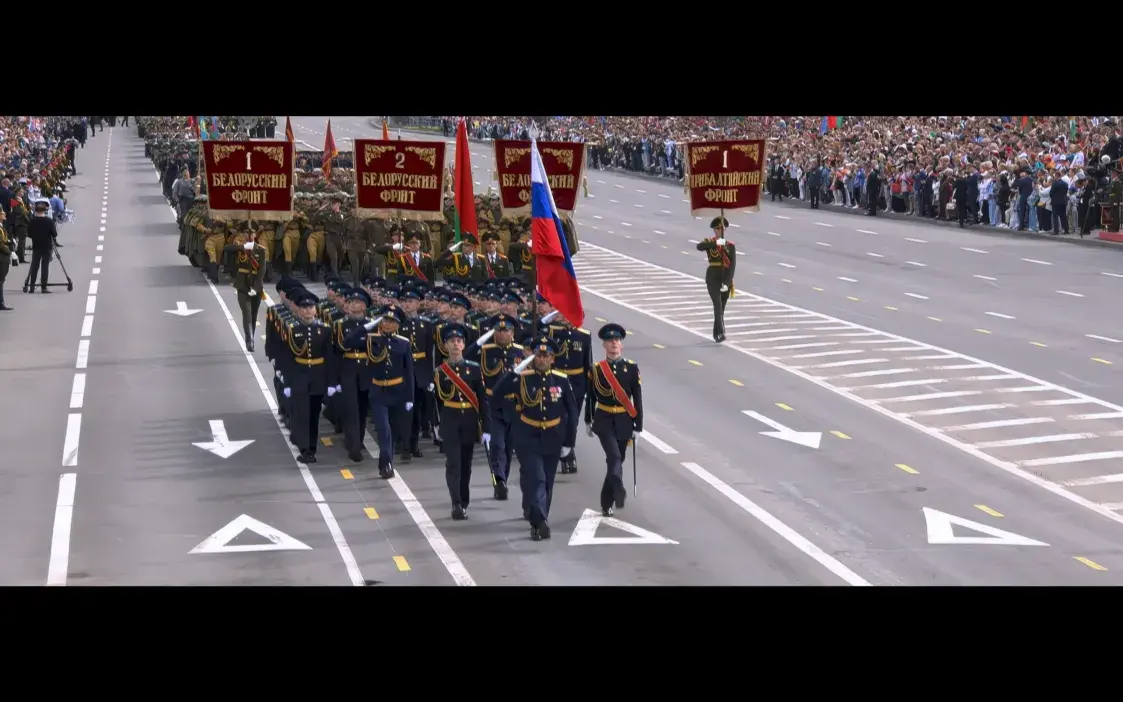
[568,508,678,546]
[188,514,312,554]
[922,507,1048,546]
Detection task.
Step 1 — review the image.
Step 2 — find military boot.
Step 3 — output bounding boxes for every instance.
[243,322,254,352]
[378,454,395,479]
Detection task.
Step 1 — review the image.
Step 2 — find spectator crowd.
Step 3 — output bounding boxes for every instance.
[425,115,1122,236]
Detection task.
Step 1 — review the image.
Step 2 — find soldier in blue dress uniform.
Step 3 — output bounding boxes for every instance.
[477,313,528,500]
[344,305,415,479]
[432,322,490,519]
[280,292,336,464]
[585,323,643,516]
[396,286,434,462]
[547,311,593,475]
[331,288,374,463]
[493,335,579,541]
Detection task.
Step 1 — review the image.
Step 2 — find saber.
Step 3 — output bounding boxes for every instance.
[539,309,560,326]
[632,438,637,496]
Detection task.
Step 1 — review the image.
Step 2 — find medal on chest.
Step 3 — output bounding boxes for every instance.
[548,384,562,402]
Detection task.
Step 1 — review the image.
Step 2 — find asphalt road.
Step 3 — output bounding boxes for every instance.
[282,115,1123,584]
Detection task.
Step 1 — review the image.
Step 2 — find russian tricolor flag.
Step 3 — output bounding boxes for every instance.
[530,139,584,329]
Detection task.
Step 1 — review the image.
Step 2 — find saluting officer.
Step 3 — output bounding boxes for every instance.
[477,314,528,500]
[399,286,434,459]
[493,335,580,541]
[433,322,490,520]
[585,324,643,516]
[332,288,374,463]
[223,227,268,352]
[474,231,512,280]
[695,216,737,342]
[344,305,415,479]
[280,293,336,464]
[548,308,593,475]
[435,234,478,283]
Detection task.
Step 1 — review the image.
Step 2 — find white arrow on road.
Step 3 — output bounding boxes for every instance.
[165,301,202,317]
[192,420,255,458]
[742,410,822,449]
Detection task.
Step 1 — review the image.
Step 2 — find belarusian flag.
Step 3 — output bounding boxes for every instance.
[452,118,477,245]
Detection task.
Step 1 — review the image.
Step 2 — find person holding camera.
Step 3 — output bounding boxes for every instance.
[25,199,58,293]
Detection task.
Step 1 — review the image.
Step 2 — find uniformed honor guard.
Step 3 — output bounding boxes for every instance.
[475,231,512,280]
[397,231,436,285]
[494,335,580,541]
[585,324,643,516]
[281,293,335,464]
[433,322,490,519]
[224,228,268,351]
[332,288,374,463]
[344,305,415,479]
[476,314,528,500]
[399,286,434,459]
[696,216,737,342]
[435,235,478,283]
[317,194,348,277]
[548,309,592,474]
[266,277,303,427]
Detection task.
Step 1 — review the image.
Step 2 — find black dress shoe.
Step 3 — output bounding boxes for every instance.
[451,504,467,520]
[297,450,317,464]
[348,451,363,463]
[0,305,12,311]
[411,448,423,458]
[494,481,508,500]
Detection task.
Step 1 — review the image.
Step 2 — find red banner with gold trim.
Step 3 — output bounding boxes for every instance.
[492,140,586,217]
[201,140,295,222]
[684,139,767,217]
[354,138,447,221]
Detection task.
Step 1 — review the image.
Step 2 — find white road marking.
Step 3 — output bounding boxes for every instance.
[961,247,988,254]
[974,275,997,281]
[96,245,103,251]
[1022,258,1052,266]
[654,230,666,235]
[986,312,1015,319]
[1060,474,1123,487]
[729,223,741,228]
[46,473,77,586]
[92,268,100,275]
[774,215,790,220]
[80,316,93,337]
[866,252,884,258]
[634,204,644,208]
[679,462,869,586]
[61,414,81,467]
[1056,290,1084,298]
[856,229,878,235]
[814,222,833,227]
[903,293,928,300]
[75,340,89,370]
[837,276,858,283]
[593,215,603,220]
[767,231,781,237]
[99,226,105,232]
[906,261,926,267]
[610,199,619,203]
[85,296,96,314]
[621,222,633,227]
[816,241,831,247]
[1101,272,1123,278]
[659,194,669,199]
[1086,334,1122,344]
[97,235,104,241]
[904,237,927,243]
[778,263,796,269]
[636,189,646,194]
[1021,451,1123,468]
[614,183,623,188]
[88,280,98,295]
[660,210,672,214]
[69,374,86,409]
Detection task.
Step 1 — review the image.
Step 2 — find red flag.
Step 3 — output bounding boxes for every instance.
[382,117,390,141]
[188,116,198,139]
[322,120,338,181]
[285,116,295,144]
[452,118,477,245]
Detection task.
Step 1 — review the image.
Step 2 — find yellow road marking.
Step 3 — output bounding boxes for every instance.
[321,437,333,447]
[974,504,1003,517]
[729,379,744,387]
[1074,556,1107,571]
[595,316,607,322]
[1030,341,1047,347]
[628,330,635,335]
[928,316,942,322]
[885,306,898,311]
[688,360,703,366]
[975,329,991,334]
[393,555,411,572]
[340,469,354,480]
[364,507,379,520]
[775,403,793,411]
[1093,358,1113,365]
[895,463,918,474]
[847,296,860,301]
[652,343,666,349]
[812,286,824,292]
[830,431,850,439]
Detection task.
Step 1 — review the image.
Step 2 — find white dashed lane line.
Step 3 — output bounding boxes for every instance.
[816,241,831,247]
[814,222,833,228]
[986,312,1016,320]
[961,247,988,254]
[904,237,926,243]
[866,252,884,258]
[1087,334,1122,344]
[906,261,926,267]
[856,229,877,235]
[1022,258,1052,266]
[838,276,858,283]
[974,275,997,281]
[1057,290,1084,298]
[904,293,928,300]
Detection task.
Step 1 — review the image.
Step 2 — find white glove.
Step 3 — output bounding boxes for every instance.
[720,284,729,293]
[526,239,533,249]
[275,370,282,379]
[427,383,434,392]
[482,433,491,447]
[585,423,594,438]
[283,387,291,398]
[336,385,342,393]
[327,386,338,397]
[248,289,257,297]
[9,252,16,264]
[633,430,642,438]
[561,447,573,458]
[392,242,402,251]
[405,402,414,411]
[243,241,254,250]
[716,237,727,246]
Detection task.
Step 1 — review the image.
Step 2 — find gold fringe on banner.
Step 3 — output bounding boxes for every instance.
[357,207,446,222]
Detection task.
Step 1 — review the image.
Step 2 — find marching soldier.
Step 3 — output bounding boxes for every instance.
[0,209,11,311]
[493,335,579,541]
[222,226,268,352]
[279,293,335,464]
[476,314,527,500]
[435,292,479,365]
[399,287,435,459]
[435,234,479,283]
[343,305,415,479]
[508,226,534,281]
[266,277,303,428]
[547,304,593,474]
[1109,167,1123,234]
[475,231,512,280]
[317,194,348,277]
[332,289,374,463]
[343,205,372,286]
[202,218,228,283]
[318,279,351,432]
[279,196,311,277]
[585,324,643,516]
[305,195,328,281]
[695,216,736,343]
[433,322,490,520]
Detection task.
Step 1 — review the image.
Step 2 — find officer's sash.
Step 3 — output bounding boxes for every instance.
[597,360,637,419]
[438,362,479,413]
[401,252,429,283]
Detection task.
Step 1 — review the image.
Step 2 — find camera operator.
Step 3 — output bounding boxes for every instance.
[25,199,57,294]
[0,209,12,310]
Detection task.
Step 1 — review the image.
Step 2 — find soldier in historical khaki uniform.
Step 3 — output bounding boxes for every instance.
[203,217,229,283]
[280,194,312,277]
[305,194,328,281]
[223,226,268,352]
[318,193,348,277]
[343,197,372,286]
